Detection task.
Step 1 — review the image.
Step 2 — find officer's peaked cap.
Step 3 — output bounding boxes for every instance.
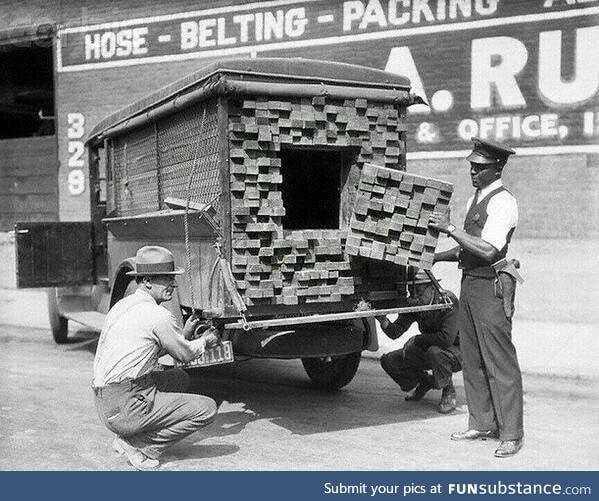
[466,137,516,165]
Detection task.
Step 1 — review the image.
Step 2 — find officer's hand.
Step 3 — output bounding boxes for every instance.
[183,315,201,340]
[428,209,451,233]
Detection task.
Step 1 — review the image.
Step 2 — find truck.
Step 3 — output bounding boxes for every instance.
[14,57,452,390]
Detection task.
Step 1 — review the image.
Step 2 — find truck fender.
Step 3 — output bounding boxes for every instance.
[109,258,136,307]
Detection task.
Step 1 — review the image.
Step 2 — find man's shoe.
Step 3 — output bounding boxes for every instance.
[112,436,130,456]
[405,375,434,401]
[112,436,160,470]
[438,384,457,414]
[451,429,499,441]
[125,450,160,470]
[494,439,523,458]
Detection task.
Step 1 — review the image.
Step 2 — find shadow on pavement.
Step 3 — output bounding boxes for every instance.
[186,358,467,438]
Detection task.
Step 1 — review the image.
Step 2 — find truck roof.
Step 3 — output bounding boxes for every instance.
[86,57,412,144]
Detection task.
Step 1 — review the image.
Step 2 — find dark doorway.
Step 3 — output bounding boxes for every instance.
[0,41,54,138]
[280,148,343,230]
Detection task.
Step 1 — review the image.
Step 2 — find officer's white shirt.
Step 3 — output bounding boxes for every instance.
[465,179,518,251]
[92,288,206,387]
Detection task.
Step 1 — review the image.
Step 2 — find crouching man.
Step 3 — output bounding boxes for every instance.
[92,246,219,470]
[377,271,461,413]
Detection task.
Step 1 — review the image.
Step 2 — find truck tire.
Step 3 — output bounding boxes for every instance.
[301,352,361,391]
[47,288,69,344]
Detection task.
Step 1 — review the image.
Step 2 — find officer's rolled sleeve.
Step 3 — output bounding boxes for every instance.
[153,312,207,363]
[481,193,518,251]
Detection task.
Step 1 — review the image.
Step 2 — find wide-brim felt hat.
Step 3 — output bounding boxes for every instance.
[126,245,185,276]
[466,137,515,165]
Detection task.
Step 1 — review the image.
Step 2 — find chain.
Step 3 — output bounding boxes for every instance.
[183,107,207,315]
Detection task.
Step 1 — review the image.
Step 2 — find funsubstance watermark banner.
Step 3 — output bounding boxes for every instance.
[2,471,596,501]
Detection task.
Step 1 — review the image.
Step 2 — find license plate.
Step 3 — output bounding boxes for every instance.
[181,341,234,368]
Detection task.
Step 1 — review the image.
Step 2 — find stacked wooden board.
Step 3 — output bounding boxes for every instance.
[228,97,408,306]
[346,163,453,270]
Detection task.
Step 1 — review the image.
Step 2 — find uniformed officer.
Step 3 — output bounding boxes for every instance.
[377,271,461,414]
[429,137,524,458]
[92,246,219,470]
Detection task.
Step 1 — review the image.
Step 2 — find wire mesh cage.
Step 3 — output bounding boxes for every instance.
[109,101,221,217]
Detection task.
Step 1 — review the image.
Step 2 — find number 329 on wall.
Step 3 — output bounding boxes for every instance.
[67,112,86,196]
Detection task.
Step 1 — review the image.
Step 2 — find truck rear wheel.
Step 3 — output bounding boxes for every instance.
[47,288,68,344]
[301,352,361,391]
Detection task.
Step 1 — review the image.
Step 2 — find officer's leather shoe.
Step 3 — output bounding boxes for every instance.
[438,384,457,414]
[494,439,523,458]
[405,375,434,401]
[451,429,499,441]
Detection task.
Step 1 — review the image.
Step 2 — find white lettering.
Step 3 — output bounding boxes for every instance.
[475,0,499,15]
[343,1,365,31]
[198,18,216,47]
[512,115,521,139]
[359,0,388,29]
[254,12,264,42]
[68,169,86,196]
[437,0,447,21]
[389,0,411,25]
[264,10,284,40]
[538,26,599,105]
[84,29,148,60]
[285,8,308,37]
[459,113,564,141]
[385,46,430,114]
[67,142,85,167]
[131,27,148,55]
[479,116,495,138]
[233,14,253,43]
[495,115,511,140]
[67,113,85,139]
[180,21,197,50]
[540,113,559,136]
[458,118,479,140]
[100,32,116,59]
[471,36,528,110]
[449,0,471,19]
[522,115,540,137]
[84,34,100,60]
[412,0,435,23]
[115,30,132,57]
[217,17,236,45]
[583,111,596,136]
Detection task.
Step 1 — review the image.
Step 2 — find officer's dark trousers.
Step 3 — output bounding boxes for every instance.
[380,336,461,392]
[459,275,523,441]
[94,368,217,459]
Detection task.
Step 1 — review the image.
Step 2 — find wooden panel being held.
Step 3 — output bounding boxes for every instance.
[346,163,453,270]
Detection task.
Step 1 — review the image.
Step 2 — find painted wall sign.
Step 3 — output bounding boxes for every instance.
[57,0,599,155]
[57,0,598,72]
[54,0,599,220]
